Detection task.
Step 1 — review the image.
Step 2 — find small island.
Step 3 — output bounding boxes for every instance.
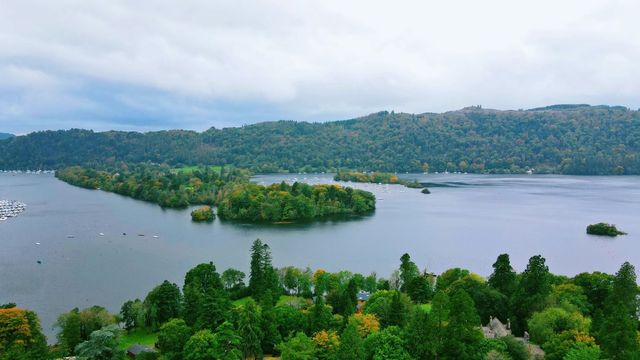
[421,188,431,194]
[334,170,427,190]
[191,206,215,222]
[586,223,626,236]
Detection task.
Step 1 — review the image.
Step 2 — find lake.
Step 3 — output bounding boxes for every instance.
[1,172,639,340]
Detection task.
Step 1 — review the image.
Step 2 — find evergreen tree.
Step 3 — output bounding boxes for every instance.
[145,280,182,329]
[510,255,551,335]
[342,279,359,318]
[237,299,263,359]
[488,254,517,298]
[195,287,230,331]
[260,291,282,355]
[309,296,332,334]
[212,321,242,360]
[336,322,365,360]
[183,262,224,328]
[249,239,266,298]
[424,291,450,359]
[388,291,407,327]
[405,309,430,360]
[442,289,484,360]
[596,262,640,359]
[399,253,420,293]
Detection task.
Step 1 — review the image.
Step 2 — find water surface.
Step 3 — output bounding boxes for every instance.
[1,173,638,339]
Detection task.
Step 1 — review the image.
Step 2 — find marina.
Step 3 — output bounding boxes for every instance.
[0,199,26,221]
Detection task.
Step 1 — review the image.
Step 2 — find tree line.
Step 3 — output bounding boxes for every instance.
[3,239,639,359]
[2,105,640,174]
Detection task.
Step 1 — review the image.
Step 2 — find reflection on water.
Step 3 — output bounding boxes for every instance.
[1,172,639,341]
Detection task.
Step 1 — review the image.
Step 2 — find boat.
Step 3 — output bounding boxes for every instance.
[99,233,105,236]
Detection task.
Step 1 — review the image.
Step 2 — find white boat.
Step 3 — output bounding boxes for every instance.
[99,233,105,236]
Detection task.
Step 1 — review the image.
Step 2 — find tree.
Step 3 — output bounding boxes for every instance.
[308,296,332,334]
[278,332,316,360]
[488,254,517,298]
[222,268,246,291]
[145,280,182,329]
[183,262,224,328]
[510,255,551,335]
[364,326,413,360]
[56,305,117,355]
[55,308,82,354]
[0,307,48,360]
[399,253,420,293]
[362,290,411,328]
[336,322,365,360]
[527,306,590,346]
[596,262,640,359]
[572,271,613,316]
[387,291,407,327]
[442,289,484,360]
[313,330,340,360]
[237,299,263,359]
[436,268,470,292]
[158,319,192,360]
[75,324,124,360]
[183,330,217,360]
[260,291,282,355]
[120,299,144,331]
[195,287,230,331]
[249,239,281,302]
[212,322,242,360]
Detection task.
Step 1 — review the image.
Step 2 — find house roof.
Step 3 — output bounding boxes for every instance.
[357,291,370,301]
[127,344,154,355]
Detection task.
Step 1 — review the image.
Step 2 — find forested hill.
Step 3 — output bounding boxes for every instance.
[1,105,639,174]
[0,132,14,140]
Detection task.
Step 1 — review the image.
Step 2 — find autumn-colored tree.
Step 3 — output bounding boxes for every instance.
[0,307,48,360]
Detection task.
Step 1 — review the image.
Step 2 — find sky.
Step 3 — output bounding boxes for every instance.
[1,0,639,134]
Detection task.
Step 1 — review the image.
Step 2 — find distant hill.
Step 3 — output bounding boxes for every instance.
[0,133,14,140]
[0,105,639,174]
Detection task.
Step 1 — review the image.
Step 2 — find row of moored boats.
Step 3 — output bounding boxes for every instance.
[0,200,26,221]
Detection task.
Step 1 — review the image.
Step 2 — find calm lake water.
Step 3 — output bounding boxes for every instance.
[1,172,639,340]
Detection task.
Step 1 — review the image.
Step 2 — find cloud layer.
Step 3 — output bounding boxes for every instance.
[1,0,639,133]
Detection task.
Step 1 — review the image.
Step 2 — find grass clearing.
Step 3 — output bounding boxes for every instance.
[118,329,158,350]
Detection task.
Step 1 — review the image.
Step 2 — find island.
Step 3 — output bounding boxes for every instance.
[216,181,375,222]
[586,222,626,236]
[56,164,376,223]
[191,206,215,222]
[334,170,426,190]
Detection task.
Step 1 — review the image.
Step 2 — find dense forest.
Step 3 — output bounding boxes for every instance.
[55,164,247,208]
[55,164,375,222]
[2,105,640,175]
[0,133,13,140]
[216,182,375,222]
[3,240,639,359]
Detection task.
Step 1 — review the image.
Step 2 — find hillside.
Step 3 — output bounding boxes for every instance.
[1,105,639,174]
[0,132,14,140]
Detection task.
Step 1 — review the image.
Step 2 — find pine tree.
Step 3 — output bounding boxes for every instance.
[424,291,450,359]
[249,239,265,298]
[260,291,282,355]
[405,309,430,359]
[336,322,365,360]
[399,253,420,293]
[488,254,517,297]
[237,299,263,359]
[388,291,407,327]
[510,255,551,335]
[596,262,640,359]
[443,289,484,360]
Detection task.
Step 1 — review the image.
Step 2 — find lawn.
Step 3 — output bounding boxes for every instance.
[118,329,158,350]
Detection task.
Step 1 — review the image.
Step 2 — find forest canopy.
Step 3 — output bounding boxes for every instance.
[3,105,640,174]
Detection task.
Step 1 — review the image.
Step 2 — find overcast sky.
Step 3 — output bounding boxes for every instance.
[1,0,639,134]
